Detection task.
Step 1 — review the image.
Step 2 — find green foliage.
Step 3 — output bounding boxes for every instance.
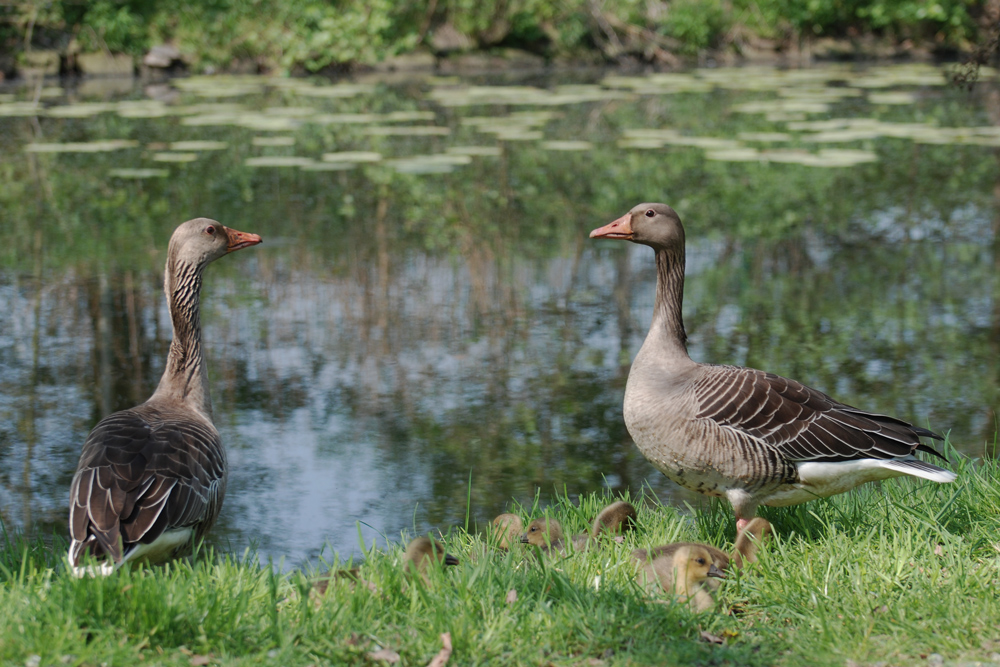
[0,0,985,71]
[74,0,149,54]
[743,0,977,44]
[661,0,733,54]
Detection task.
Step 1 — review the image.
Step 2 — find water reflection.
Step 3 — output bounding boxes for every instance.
[0,66,997,567]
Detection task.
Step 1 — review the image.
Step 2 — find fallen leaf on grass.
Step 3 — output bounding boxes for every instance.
[934,544,944,557]
[699,630,725,644]
[367,648,401,663]
[426,632,453,667]
[190,655,212,666]
[505,589,517,605]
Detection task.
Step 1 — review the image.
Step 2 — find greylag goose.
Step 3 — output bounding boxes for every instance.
[520,517,590,554]
[68,218,262,576]
[404,537,460,581]
[591,500,638,538]
[491,513,524,550]
[633,544,725,611]
[590,203,955,531]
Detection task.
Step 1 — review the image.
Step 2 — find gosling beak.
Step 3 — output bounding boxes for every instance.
[444,553,459,567]
[707,563,726,579]
[520,534,530,544]
[589,213,633,240]
[224,226,263,252]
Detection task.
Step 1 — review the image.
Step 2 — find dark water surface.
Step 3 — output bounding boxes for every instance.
[1,65,998,567]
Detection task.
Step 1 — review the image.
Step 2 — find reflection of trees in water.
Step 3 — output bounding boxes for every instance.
[1,205,997,557]
[2,73,1000,558]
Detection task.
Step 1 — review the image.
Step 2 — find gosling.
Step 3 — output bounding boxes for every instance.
[491,513,524,550]
[520,518,589,555]
[404,537,459,582]
[731,517,773,569]
[591,501,638,539]
[633,544,725,612]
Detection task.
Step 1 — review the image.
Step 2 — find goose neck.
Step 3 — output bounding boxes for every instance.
[151,257,212,418]
[649,246,690,361]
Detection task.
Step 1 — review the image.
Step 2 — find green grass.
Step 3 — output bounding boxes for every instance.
[2,450,998,666]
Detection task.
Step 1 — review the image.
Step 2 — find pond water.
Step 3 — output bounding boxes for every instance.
[1,63,998,568]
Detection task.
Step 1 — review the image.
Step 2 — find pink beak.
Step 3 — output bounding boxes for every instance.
[224,226,263,252]
[589,213,633,240]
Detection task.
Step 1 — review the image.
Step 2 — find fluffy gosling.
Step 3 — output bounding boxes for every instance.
[520,518,589,554]
[404,537,459,582]
[732,517,773,569]
[491,513,524,550]
[633,544,725,612]
[591,501,638,539]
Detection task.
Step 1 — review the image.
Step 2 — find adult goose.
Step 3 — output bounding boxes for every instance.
[68,218,262,576]
[590,203,955,530]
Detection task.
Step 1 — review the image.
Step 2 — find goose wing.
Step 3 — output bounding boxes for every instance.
[693,365,944,463]
[69,407,226,564]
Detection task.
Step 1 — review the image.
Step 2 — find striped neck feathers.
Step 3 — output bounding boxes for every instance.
[152,256,213,417]
[650,245,690,362]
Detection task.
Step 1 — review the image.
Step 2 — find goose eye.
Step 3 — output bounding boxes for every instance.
[697,558,706,565]
[645,209,655,218]
[204,225,216,235]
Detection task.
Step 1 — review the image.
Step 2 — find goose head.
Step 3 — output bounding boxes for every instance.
[589,203,684,251]
[520,517,563,548]
[167,218,262,268]
[404,536,459,575]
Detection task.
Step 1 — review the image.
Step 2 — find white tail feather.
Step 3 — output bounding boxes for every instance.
[879,458,957,483]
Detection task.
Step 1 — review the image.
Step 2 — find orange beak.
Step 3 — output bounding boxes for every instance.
[224,226,263,252]
[589,213,633,240]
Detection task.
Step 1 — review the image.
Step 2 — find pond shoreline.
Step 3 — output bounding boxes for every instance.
[1,34,982,87]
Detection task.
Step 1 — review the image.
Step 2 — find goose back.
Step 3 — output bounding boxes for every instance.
[68,402,226,566]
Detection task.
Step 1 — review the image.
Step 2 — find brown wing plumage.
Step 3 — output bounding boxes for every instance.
[694,365,944,463]
[68,405,226,566]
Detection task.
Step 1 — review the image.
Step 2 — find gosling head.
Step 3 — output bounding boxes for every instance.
[520,517,563,548]
[492,513,524,550]
[673,545,726,591]
[589,203,684,252]
[168,218,262,269]
[403,536,459,576]
[733,517,773,568]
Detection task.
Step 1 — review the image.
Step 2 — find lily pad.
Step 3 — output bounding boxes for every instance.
[169,141,229,151]
[152,152,198,162]
[245,156,315,167]
[867,92,918,105]
[312,113,381,124]
[108,168,169,179]
[301,162,358,171]
[321,151,383,163]
[252,136,296,147]
[362,126,450,136]
[445,146,502,156]
[389,154,472,174]
[25,140,139,153]
[705,148,762,162]
[737,132,792,142]
[46,103,115,118]
[541,140,593,151]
